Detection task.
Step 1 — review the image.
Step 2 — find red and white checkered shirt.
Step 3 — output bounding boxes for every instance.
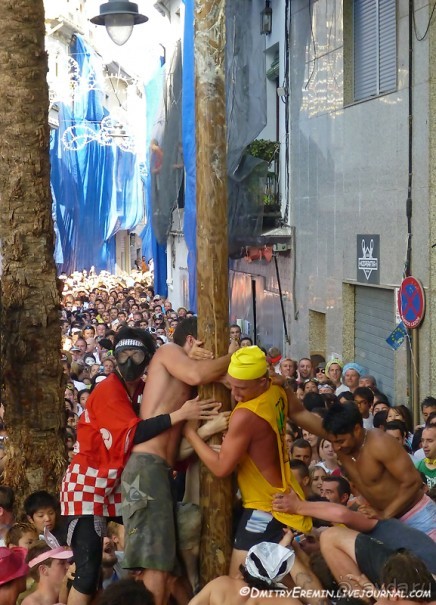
[60,373,142,517]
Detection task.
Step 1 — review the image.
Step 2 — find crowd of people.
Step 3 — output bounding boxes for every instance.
[0,268,435,605]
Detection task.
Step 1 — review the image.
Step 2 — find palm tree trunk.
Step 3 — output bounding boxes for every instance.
[0,0,66,499]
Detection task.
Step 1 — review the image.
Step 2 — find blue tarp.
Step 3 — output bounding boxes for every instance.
[50,35,144,274]
[182,0,197,312]
[181,0,267,310]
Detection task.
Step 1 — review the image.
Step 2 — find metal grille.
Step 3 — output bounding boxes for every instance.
[355,286,395,401]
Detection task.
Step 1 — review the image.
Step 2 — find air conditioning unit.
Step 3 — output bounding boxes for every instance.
[273,243,289,253]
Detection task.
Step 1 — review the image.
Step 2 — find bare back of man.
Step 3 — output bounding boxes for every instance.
[132,344,193,465]
[189,576,303,605]
[123,323,234,605]
[132,339,232,464]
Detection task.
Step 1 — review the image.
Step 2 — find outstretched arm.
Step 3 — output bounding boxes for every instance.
[283,384,327,438]
[133,398,220,445]
[157,339,238,386]
[159,345,231,386]
[272,491,377,533]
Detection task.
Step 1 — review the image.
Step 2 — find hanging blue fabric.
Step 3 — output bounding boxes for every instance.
[182,0,197,312]
[50,35,144,275]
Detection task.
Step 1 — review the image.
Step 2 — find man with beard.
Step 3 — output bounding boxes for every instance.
[297,358,312,386]
[101,536,125,589]
[284,397,436,539]
[61,327,217,605]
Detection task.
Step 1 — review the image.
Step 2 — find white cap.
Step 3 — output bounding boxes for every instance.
[245,542,295,587]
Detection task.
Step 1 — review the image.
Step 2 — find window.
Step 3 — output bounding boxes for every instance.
[351,0,397,102]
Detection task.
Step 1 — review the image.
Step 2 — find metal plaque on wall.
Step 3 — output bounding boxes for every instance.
[357,235,380,284]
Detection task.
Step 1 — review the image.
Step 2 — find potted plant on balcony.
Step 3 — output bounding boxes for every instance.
[246,139,280,213]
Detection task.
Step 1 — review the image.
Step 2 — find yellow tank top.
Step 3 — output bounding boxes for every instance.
[232,384,312,533]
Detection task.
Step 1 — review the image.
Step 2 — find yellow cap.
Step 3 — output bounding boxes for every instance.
[228,346,268,380]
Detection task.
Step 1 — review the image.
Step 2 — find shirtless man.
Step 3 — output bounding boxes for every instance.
[183,346,312,578]
[22,542,73,605]
[121,317,237,605]
[189,530,315,605]
[283,394,436,538]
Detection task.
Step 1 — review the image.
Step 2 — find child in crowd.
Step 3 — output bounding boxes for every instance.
[23,491,67,546]
[6,524,39,602]
[5,523,37,550]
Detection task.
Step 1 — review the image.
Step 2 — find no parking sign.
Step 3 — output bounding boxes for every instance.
[398,277,425,329]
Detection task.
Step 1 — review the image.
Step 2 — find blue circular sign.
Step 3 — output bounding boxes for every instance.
[398,277,425,329]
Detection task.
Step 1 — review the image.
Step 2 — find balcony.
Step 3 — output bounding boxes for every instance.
[245,139,281,230]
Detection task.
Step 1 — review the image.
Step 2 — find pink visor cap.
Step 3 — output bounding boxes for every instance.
[28,547,73,568]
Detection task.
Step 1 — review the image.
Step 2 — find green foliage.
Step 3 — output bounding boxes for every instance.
[246,139,280,164]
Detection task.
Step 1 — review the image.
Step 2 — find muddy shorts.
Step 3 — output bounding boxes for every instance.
[177,502,201,550]
[121,452,181,574]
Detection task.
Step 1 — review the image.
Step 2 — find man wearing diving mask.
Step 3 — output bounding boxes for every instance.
[114,338,149,383]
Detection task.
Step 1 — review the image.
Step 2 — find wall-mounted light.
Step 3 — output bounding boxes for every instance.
[260,0,272,36]
[90,1,148,46]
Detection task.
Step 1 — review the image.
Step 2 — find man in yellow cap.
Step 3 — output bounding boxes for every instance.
[184,346,312,576]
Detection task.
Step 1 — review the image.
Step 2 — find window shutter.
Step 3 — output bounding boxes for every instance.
[354,0,397,102]
[354,0,377,101]
[379,0,397,93]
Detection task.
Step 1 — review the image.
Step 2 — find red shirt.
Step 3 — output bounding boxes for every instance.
[60,374,143,517]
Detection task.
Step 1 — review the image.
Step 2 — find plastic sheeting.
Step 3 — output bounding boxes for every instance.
[149,43,183,244]
[182,0,268,309]
[140,59,168,298]
[50,35,144,274]
[226,1,268,174]
[140,44,184,298]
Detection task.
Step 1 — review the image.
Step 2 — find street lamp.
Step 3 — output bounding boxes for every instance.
[90,1,148,46]
[260,0,273,35]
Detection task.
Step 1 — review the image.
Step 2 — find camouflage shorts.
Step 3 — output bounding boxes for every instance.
[121,452,180,573]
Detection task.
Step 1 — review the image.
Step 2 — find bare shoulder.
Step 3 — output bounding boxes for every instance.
[367,427,392,446]
[155,342,185,357]
[209,575,240,588]
[230,407,262,426]
[151,342,186,364]
[191,576,239,605]
[21,596,39,605]
[368,427,407,456]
